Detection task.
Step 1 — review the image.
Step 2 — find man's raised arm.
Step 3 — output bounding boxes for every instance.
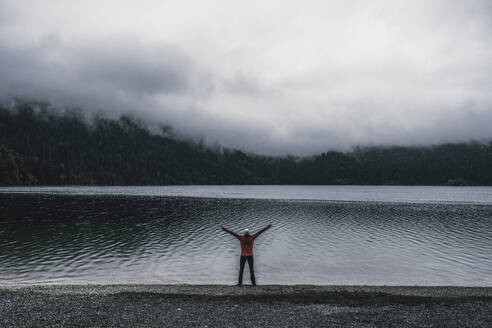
[252,224,272,239]
[222,227,241,239]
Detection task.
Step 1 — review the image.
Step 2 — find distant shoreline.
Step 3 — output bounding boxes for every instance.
[2,104,492,187]
[2,285,492,327]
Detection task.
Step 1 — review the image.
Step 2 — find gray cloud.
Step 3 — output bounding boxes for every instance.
[0,38,195,98]
[1,0,492,155]
[74,41,193,95]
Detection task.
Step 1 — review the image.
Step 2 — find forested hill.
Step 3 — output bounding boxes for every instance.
[1,102,491,186]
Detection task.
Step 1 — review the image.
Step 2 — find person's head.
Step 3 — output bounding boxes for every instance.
[243,228,250,236]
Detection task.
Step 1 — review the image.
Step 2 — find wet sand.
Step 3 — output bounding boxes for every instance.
[1,285,492,327]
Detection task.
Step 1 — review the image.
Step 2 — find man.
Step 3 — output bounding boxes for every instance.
[222,224,272,286]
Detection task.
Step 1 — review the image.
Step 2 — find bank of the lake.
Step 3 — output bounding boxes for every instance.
[1,285,492,327]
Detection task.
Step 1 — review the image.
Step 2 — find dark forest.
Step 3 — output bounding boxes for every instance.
[1,101,491,186]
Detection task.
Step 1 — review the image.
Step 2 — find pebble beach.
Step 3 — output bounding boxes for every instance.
[1,285,491,327]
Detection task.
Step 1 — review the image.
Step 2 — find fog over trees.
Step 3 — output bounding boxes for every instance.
[3,1,492,154]
[1,101,491,186]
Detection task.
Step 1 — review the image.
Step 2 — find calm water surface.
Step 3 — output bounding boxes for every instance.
[0,186,491,286]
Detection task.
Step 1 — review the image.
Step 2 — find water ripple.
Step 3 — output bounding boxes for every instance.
[0,193,491,286]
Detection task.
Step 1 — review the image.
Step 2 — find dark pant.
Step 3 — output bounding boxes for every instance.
[238,255,256,285]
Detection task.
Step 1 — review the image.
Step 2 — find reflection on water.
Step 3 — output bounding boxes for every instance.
[2,185,492,204]
[1,191,492,286]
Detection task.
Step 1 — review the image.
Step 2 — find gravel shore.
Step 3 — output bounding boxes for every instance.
[1,285,491,327]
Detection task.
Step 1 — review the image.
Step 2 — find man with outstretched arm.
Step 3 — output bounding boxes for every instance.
[222,224,272,286]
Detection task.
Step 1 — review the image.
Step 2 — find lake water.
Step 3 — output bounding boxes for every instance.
[1,186,491,286]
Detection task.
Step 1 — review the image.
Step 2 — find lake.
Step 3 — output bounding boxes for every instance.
[1,185,491,286]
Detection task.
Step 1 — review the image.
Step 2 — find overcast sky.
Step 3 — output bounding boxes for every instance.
[1,0,492,155]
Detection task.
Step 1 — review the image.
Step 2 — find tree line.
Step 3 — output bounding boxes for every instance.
[1,101,491,186]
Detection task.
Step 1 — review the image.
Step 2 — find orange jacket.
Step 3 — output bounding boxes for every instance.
[223,226,270,256]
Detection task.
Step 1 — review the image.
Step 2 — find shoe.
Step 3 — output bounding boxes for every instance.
[236,283,243,287]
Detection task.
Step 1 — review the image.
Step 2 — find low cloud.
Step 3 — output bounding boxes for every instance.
[0,37,198,106]
[1,0,492,155]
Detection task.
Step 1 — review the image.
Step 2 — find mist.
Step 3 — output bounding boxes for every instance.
[1,0,492,155]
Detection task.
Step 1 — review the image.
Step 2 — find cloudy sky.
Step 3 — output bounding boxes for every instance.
[1,0,492,155]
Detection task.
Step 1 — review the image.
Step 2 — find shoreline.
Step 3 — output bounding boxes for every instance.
[3,284,492,296]
[2,285,492,327]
